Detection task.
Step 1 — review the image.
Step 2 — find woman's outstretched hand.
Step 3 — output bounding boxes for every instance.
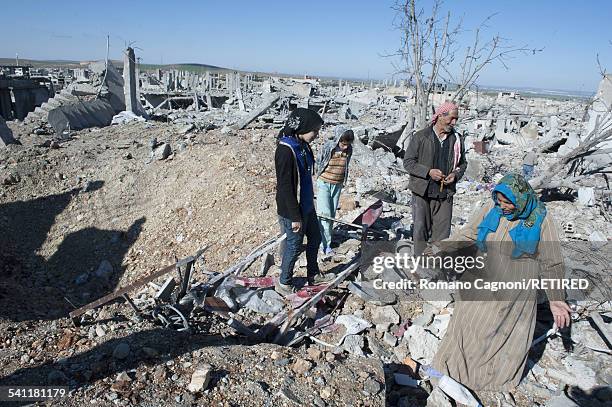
[549,301,572,329]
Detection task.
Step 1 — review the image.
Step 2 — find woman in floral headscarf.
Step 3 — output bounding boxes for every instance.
[431,173,572,393]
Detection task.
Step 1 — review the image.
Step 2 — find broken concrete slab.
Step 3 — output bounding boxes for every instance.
[578,187,595,206]
[187,364,212,393]
[48,99,117,134]
[232,93,280,130]
[342,334,365,356]
[428,313,451,338]
[335,314,372,337]
[0,116,19,146]
[437,374,481,407]
[404,325,439,364]
[347,281,397,305]
[546,355,598,390]
[236,288,284,314]
[370,305,400,332]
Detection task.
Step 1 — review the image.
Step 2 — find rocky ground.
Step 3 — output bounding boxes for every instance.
[0,120,388,406]
[0,118,611,407]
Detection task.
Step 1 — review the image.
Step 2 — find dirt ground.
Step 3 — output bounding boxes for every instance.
[0,121,389,406]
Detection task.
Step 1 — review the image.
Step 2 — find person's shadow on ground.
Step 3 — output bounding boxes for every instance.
[0,181,146,321]
[0,327,238,405]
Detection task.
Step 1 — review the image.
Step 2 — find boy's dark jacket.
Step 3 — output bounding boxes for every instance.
[275,136,315,222]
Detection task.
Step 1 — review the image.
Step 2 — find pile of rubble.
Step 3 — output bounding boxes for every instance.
[1,49,611,406]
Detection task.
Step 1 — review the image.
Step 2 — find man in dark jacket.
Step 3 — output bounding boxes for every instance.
[275,108,324,295]
[403,102,467,255]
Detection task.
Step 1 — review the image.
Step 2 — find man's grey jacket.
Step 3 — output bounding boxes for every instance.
[402,125,467,197]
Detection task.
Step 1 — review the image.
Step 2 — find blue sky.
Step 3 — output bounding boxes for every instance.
[1,0,610,92]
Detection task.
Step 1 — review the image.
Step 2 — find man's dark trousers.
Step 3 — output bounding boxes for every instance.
[411,193,453,255]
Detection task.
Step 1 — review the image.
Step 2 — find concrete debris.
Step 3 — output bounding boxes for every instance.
[411,303,437,327]
[0,116,19,146]
[236,288,284,314]
[1,52,610,407]
[348,281,397,305]
[111,111,146,125]
[578,187,595,206]
[546,358,598,390]
[95,325,106,337]
[335,314,372,337]
[383,332,398,347]
[187,364,213,393]
[342,334,366,356]
[179,123,195,135]
[232,93,280,130]
[428,313,451,337]
[426,386,453,407]
[404,325,439,365]
[437,374,481,407]
[152,143,171,160]
[588,230,607,248]
[370,305,400,332]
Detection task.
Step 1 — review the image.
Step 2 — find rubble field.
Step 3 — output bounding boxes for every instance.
[0,58,611,407]
[1,117,610,407]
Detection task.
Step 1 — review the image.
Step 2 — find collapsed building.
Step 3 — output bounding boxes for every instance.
[0,49,610,407]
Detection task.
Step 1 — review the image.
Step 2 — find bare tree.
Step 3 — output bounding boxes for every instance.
[531,73,612,191]
[390,0,541,130]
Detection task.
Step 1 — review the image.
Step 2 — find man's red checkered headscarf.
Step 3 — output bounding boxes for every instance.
[430,102,458,124]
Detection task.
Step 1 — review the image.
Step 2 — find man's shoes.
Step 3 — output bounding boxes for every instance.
[275,280,297,296]
[307,273,336,286]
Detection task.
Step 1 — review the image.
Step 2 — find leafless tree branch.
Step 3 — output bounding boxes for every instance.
[388,0,541,128]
